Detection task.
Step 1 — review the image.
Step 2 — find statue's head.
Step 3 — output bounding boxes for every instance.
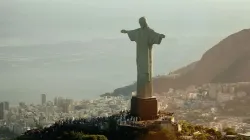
[139,17,148,29]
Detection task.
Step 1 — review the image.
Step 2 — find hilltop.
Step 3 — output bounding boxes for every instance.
[13,113,242,140]
[106,29,250,96]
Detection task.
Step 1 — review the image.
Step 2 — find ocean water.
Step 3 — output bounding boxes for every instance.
[0,36,223,104]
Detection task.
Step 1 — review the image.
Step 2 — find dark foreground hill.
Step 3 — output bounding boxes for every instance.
[13,113,241,140]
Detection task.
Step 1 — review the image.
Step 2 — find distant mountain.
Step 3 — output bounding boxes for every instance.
[171,61,198,75]
[106,29,250,96]
[187,29,250,85]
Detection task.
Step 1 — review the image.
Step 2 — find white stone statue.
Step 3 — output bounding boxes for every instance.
[121,17,165,98]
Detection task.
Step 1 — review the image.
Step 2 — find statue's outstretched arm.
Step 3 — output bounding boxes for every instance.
[160,34,165,38]
[121,29,138,41]
[121,29,128,34]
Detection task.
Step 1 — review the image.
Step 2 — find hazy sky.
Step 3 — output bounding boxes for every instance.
[1,0,250,103]
[1,0,250,46]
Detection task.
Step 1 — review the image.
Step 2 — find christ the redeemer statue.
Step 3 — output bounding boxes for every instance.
[121,17,165,99]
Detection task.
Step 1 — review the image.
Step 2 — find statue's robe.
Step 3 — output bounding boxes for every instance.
[127,27,163,98]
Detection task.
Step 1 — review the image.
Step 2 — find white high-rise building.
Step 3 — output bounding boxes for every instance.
[54,97,58,106]
[0,102,5,120]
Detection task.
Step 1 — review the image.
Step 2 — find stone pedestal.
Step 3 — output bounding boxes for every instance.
[130,96,158,120]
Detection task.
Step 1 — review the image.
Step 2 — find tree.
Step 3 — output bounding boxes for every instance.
[205,128,222,139]
[14,131,107,140]
[58,131,108,140]
[214,131,223,139]
[223,127,237,135]
[107,118,117,132]
[14,135,34,140]
[142,128,177,140]
[206,128,216,135]
[179,120,195,135]
[194,125,204,132]
[193,133,208,140]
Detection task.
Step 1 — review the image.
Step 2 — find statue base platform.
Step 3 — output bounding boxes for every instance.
[130,96,158,120]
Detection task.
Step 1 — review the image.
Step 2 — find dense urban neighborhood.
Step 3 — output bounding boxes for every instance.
[1,82,250,139]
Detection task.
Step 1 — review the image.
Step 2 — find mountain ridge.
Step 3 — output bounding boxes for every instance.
[105,28,250,96]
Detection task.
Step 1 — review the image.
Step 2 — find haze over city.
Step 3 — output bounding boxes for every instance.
[2,0,250,140]
[1,0,250,104]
